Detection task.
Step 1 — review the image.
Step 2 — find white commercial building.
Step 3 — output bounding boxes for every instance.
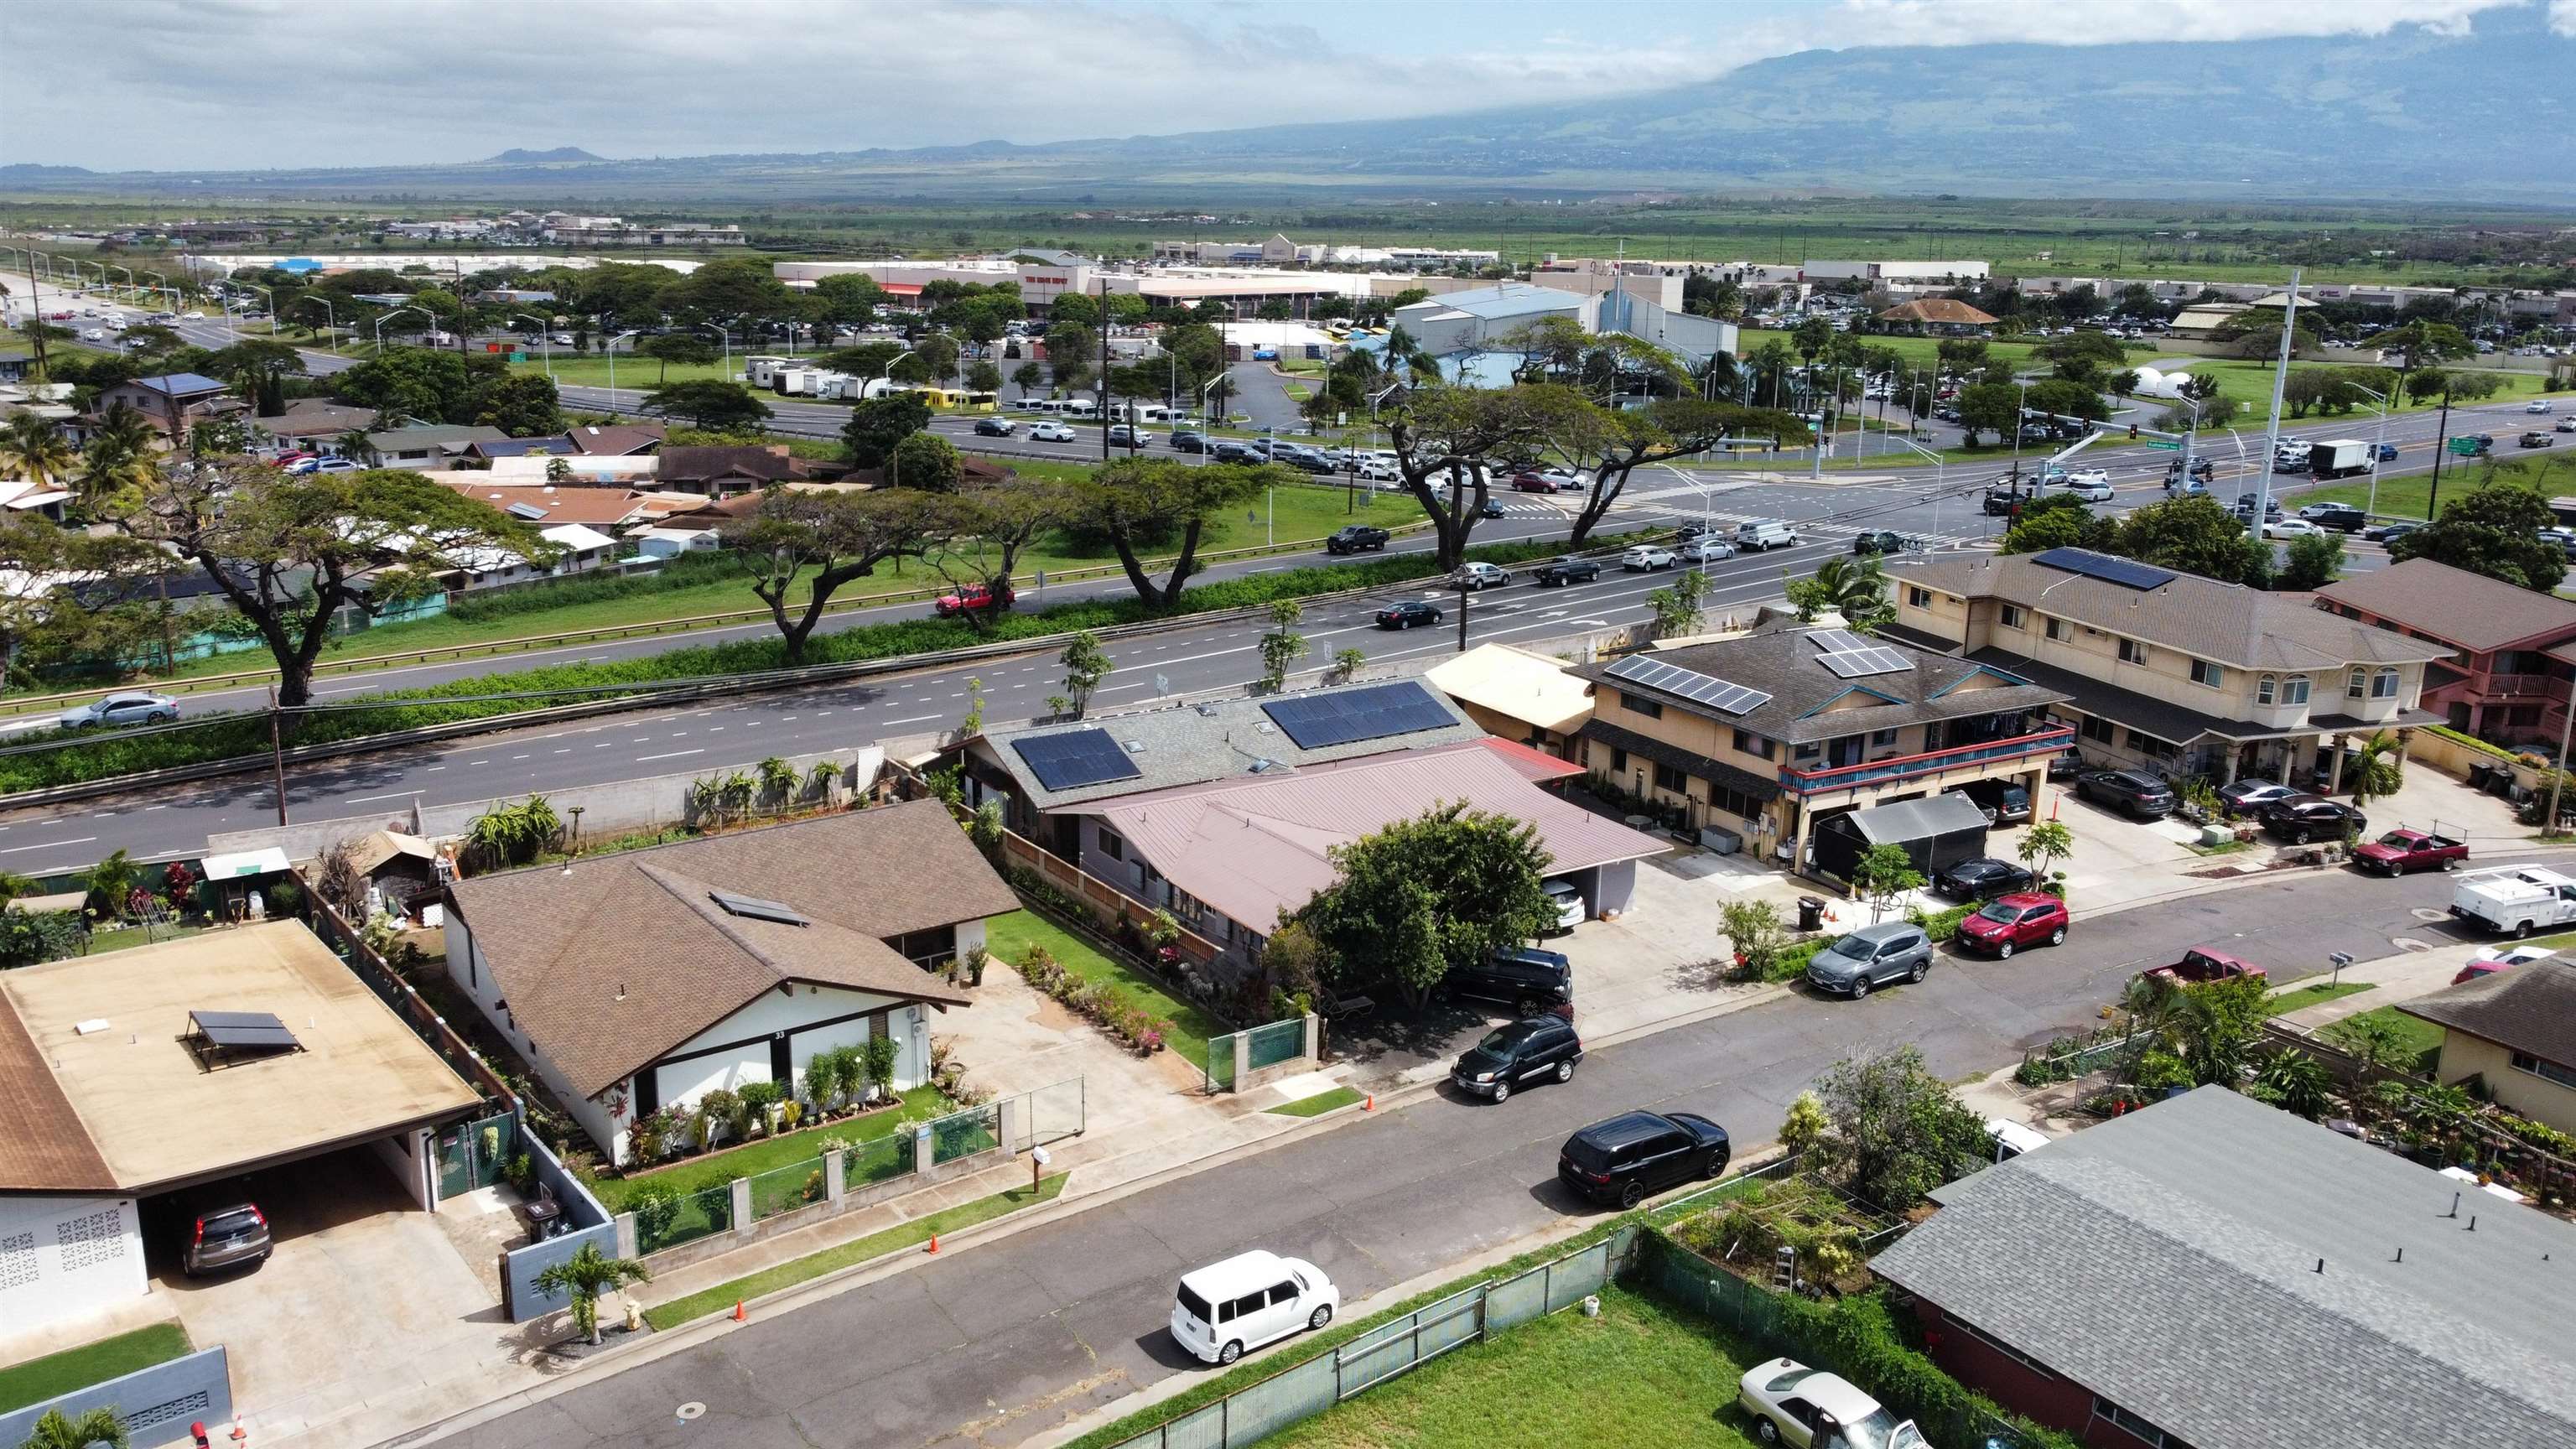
[1392,281,1737,373]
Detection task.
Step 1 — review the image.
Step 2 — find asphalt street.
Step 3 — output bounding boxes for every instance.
[432,860,2497,1449]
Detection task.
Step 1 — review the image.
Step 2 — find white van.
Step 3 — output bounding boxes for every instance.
[1170,1250,1339,1365]
[1734,519,1798,551]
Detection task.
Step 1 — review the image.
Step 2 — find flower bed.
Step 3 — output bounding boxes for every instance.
[1015,938,1173,1056]
[985,907,1225,1068]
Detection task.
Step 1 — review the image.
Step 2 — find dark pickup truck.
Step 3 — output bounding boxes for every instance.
[1531,557,1602,586]
[2351,828,2469,876]
[1326,525,1391,554]
[2144,946,2265,986]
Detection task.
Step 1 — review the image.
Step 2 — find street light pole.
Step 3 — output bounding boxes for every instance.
[371,305,426,356]
[604,329,642,409]
[510,313,554,381]
[2346,383,2393,517]
[297,296,338,353]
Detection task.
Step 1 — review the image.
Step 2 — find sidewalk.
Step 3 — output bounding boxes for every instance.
[2268,941,2491,1031]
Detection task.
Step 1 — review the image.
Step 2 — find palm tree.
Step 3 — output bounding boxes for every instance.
[333,428,380,466]
[0,869,38,911]
[19,1405,130,1448]
[0,413,78,491]
[2346,729,2402,810]
[531,1242,651,1344]
[1802,553,1892,627]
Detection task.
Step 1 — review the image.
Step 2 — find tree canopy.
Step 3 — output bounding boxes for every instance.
[720,488,958,662]
[640,380,772,434]
[2387,476,2569,591]
[1300,802,1559,1008]
[842,392,931,468]
[1062,458,1274,609]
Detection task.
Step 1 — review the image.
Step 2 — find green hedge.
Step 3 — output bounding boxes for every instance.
[1768,1285,2080,1449]
[0,530,1653,795]
[2423,723,2521,763]
[1913,903,1977,943]
[1763,937,1829,983]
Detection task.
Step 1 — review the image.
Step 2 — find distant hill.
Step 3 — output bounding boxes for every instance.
[4,13,2568,202]
[482,148,604,164]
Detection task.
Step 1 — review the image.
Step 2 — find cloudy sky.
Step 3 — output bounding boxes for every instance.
[6,0,2571,171]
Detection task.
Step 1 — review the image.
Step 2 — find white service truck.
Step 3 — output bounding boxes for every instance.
[2449,864,2576,937]
[2309,439,2374,479]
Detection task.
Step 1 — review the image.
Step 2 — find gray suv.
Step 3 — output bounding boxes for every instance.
[1805,922,1933,999]
[184,1202,273,1275]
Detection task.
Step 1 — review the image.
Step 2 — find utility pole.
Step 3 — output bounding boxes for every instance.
[2428,395,2453,517]
[2252,267,2302,527]
[266,686,290,826]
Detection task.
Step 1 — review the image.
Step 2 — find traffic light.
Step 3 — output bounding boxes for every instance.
[2128,423,2140,439]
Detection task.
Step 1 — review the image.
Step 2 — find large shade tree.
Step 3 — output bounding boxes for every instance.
[1063,458,1274,609]
[1385,382,1595,569]
[721,488,957,662]
[1553,397,1813,546]
[1300,802,1560,1009]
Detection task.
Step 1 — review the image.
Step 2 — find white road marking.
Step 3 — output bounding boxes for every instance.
[635,748,705,763]
[880,714,943,725]
[0,835,95,854]
[344,790,424,804]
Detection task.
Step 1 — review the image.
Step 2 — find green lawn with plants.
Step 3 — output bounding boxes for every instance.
[2166,356,2548,435]
[0,1322,193,1414]
[984,908,1226,1071]
[1255,1283,1759,1449]
[642,1174,1064,1330]
[2293,455,2569,522]
[2265,980,2369,1015]
[590,1082,946,1213]
[2330,1005,2448,1073]
[1268,1086,1363,1117]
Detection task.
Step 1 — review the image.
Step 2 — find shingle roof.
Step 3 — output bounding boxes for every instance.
[2401,957,2576,1064]
[1568,624,2069,745]
[564,423,664,455]
[444,802,1010,1097]
[658,444,800,484]
[365,423,510,451]
[0,993,114,1192]
[1876,299,1997,325]
[1872,1086,2576,1449]
[1060,740,1666,934]
[1899,550,2453,671]
[2317,558,2576,653]
[977,679,1486,810]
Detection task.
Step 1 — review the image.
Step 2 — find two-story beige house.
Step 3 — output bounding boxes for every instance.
[1881,548,2448,787]
[1567,620,2071,870]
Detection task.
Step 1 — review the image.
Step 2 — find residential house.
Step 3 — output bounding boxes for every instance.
[434,522,621,590]
[1872,1085,2576,1449]
[1883,548,2448,787]
[1426,643,1597,756]
[1872,298,1998,335]
[1566,620,2071,869]
[2401,958,2576,1136]
[255,398,381,449]
[0,350,32,383]
[2315,557,2576,747]
[1057,737,1666,963]
[0,478,71,523]
[654,443,806,496]
[434,480,662,531]
[363,423,512,470]
[0,922,485,1333]
[96,371,234,427]
[563,422,665,455]
[439,803,1014,1166]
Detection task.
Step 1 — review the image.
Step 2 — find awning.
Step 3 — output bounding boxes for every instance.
[201,848,293,880]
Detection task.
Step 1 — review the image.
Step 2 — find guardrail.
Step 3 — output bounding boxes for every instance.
[1777,725,2075,793]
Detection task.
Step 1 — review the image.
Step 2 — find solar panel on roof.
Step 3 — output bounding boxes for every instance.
[1260,680,1457,750]
[2031,548,2175,591]
[1602,654,1774,716]
[1012,728,1144,792]
[190,1010,299,1051]
[709,891,810,927]
[1808,628,1868,653]
[1816,646,1911,678]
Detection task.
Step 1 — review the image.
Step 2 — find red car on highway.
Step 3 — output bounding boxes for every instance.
[932,581,1014,617]
[1951,892,2070,958]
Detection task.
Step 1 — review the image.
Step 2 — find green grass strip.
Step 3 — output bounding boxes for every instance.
[0,1322,193,1414]
[641,1173,1066,1331]
[1267,1086,1363,1117]
[2264,981,2369,1016]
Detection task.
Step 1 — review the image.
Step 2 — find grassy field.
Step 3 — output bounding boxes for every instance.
[1258,1283,1759,1449]
[984,908,1228,1071]
[2266,980,2370,1015]
[0,1322,193,1414]
[2167,356,2551,433]
[2293,455,2573,521]
[589,1083,945,1213]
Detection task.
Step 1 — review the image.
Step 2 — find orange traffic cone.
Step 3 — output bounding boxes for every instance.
[732,1300,745,1322]
[927,1233,940,1254]
[1363,1093,1375,1112]
[230,1417,247,1443]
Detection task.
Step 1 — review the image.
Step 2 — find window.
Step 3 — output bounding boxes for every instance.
[1609,746,1628,774]
[1733,729,1774,761]
[1621,693,1663,719]
[2283,674,2310,704]
[1907,585,1929,608]
[2080,714,2116,745]
[1654,762,1689,794]
[2348,667,2367,699]
[890,925,958,968]
[2044,615,2069,641]
[2116,638,2148,666]
[1999,603,2026,629]
[2127,730,2176,761]
[1711,782,1764,818]
[2257,673,2277,705]
[1266,1281,1301,1307]
[2189,659,2222,688]
[2373,667,2399,699]
[1869,727,1900,747]
[2511,1051,2576,1089]
[1097,828,1124,862]
[2091,1396,2194,1449]
[1794,741,1822,760]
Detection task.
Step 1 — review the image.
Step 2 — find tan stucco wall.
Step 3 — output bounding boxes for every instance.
[2438,1031,2576,1137]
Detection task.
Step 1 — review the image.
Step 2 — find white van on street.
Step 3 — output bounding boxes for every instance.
[1171,1250,1339,1365]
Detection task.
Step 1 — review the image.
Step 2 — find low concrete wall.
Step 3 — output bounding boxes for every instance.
[0,1345,231,1449]
[498,1132,620,1322]
[627,1138,1008,1277]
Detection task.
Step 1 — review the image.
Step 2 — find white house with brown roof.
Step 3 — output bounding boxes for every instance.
[439,802,1015,1166]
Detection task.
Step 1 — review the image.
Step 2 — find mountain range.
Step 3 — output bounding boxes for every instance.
[4,12,2570,202]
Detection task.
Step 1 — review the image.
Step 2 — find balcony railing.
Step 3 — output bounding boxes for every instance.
[1779,725,2074,794]
[2474,673,2571,704]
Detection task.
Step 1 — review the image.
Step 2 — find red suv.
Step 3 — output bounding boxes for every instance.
[1510,471,1556,493]
[932,581,1014,617]
[1952,892,2069,958]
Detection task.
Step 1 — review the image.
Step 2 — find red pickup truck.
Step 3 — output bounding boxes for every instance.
[2351,828,2469,876]
[2144,946,2265,986]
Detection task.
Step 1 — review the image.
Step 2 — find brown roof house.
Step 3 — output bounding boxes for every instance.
[439,802,1015,1166]
[654,443,808,496]
[1874,298,1998,335]
[2316,557,2576,747]
[2401,957,2576,1139]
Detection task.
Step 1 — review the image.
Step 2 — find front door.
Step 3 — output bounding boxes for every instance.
[1828,736,1863,769]
[770,1033,792,1087]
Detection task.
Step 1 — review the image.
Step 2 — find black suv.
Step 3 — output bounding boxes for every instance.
[2299,502,2368,532]
[1981,488,2023,517]
[2261,797,2367,844]
[2075,769,2175,818]
[1168,429,1211,453]
[1451,1016,1582,1103]
[1440,945,1573,1017]
[1949,776,2033,824]
[1326,525,1390,555]
[1931,856,2034,901]
[1558,1111,1731,1208]
[1532,557,1602,586]
[1852,529,1907,555]
[1211,441,1263,464]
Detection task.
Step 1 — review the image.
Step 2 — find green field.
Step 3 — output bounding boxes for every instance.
[2293,456,2573,522]
[0,1322,193,1414]
[2265,980,2370,1015]
[984,908,1228,1071]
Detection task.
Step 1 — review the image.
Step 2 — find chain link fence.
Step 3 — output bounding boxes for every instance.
[1205,1015,1309,1093]
[748,1160,827,1221]
[636,1182,735,1255]
[928,1102,1001,1166]
[843,1134,914,1190]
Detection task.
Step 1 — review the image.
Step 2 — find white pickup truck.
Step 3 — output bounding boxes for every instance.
[2449,864,2576,937]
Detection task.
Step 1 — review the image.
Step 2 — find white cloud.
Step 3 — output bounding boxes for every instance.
[0,0,2551,169]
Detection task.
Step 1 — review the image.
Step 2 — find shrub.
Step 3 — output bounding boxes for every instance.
[630,1180,682,1248]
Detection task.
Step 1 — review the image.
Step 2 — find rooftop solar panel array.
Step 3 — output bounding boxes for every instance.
[1012,728,1144,792]
[2031,548,2176,591]
[1602,654,1774,716]
[189,1010,299,1051]
[1259,680,1457,750]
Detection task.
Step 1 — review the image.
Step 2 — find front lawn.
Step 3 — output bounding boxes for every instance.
[2266,980,2369,1015]
[1268,1086,1363,1117]
[0,1322,193,1414]
[2329,1005,2448,1073]
[591,1082,947,1213]
[2292,456,2564,522]
[1258,1283,1760,1449]
[984,908,1228,1071]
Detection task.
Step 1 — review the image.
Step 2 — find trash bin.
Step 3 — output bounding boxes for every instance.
[1797,895,1826,932]
[2467,762,2494,792]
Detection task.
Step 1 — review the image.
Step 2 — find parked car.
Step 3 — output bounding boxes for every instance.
[2454,944,2555,985]
[1679,538,1735,564]
[1735,519,1798,551]
[2352,828,2468,875]
[1851,529,1908,555]
[1169,1250,1338,1365]
[1452,561,1512,591]
[1805,922,1933,998]
[931,582,1013,618]
[1557,1110,1731,1208]
[1374,600,1442,630]
[59,691,179,730]
[1542,880,1587,932]
[1948,776,2033,824]
[972,416,1016,436]
[2259,797,2367,844]
[1952,892,2070,958]
[2297,502,2369,532]
[1442,944,1576,1017]
[2216,778,2305,815]
[1930,856,2033,901]
[1621,545,1675,572]
[1450,1015,1583,1102]
[313,457,363,473]
[2145,945,2265,986]
[1531,557,1601,586]
[1028,422,1077,443]
[182,1201,273,1275]
[2044,745,2084,782]
[1738,1358,1926,1449]
[1324,525,1389,555]
[2075,769,2174,818]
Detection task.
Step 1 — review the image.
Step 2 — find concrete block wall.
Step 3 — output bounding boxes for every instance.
[0,1346,232,1449]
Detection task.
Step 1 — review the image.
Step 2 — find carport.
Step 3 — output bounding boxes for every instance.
[1811,792,1992,884]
